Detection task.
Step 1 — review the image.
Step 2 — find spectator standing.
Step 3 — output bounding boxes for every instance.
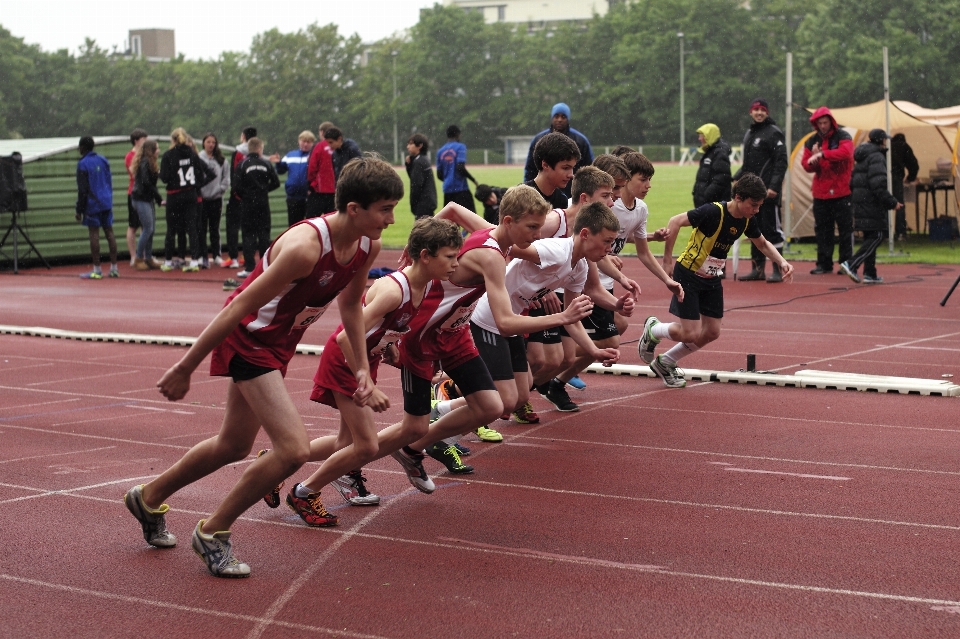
[125,128,148,266]
[734,99,789,282]
[222,126,256,268]
[405,133,437,219]
[436,125,477,212]
[130,139,163,270]
[326,127,362,183]
[271,130,315,227]
[306,121,336,218]
[839,129,902,284]
[158,128,212,272]
[234,137,281,279]
[523,103,594,197]
[692,123,732,207]
[75,136,118,279]
[802,107,855,274]
[890,133,919,238]
[198,133,231,268]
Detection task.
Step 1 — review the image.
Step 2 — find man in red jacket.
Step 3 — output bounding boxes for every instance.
[305,121,336,218]
[802,107,854,274]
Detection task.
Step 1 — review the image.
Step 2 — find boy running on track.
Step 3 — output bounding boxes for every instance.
[554,152,684,394]
[396,187,598,474]
[266,217,464,525]
[639,173,793,388]
[123,156,401,578]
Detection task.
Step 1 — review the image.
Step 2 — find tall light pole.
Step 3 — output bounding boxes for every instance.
[391,50,399,165]
[678,32,685,148]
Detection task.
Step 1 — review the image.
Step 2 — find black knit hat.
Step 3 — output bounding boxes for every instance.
[868,128,889,143]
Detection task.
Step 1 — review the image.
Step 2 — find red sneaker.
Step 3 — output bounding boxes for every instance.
[285,485,338,527]
[512,401,540,424]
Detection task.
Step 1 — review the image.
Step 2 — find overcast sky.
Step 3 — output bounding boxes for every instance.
[1,0,438,59]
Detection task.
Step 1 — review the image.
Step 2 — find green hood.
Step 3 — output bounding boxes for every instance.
[697,123,721,152]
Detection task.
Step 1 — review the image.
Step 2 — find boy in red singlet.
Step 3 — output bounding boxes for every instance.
[123,156,401,578]
[265,218,464,525]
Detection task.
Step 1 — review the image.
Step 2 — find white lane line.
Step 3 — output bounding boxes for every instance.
[0,422,195,451]
[0,445,116,465]
[723,468,852,481]
[774,330,960,373]
[0,574,389,639]
[0,384,223,409]
[27,369,140,387]
[0,397,80,413]
[519,434,960,477]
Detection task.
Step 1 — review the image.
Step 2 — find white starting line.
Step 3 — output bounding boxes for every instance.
[2,325,957,397]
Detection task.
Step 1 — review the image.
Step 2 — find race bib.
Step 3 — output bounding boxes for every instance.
[370,327,409,357]
[289,304,330,332]
[696,255,725,279]
[439,300,478,332]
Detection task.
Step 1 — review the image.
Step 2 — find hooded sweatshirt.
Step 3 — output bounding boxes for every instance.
[801,106,854,200]
[692,124,732,207]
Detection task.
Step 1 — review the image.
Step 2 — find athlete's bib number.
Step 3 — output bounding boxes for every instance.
[370,327,408,357]
[289,304,330,332]
[696,255,725,278]
[439,301,477,332]
[177,166,196,187]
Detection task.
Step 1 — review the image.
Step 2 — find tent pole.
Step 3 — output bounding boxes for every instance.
[884,46,896,254]
[784,52,794,251]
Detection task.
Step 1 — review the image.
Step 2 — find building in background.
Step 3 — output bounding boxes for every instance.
[446,0,616,29]
[127,29,175,61]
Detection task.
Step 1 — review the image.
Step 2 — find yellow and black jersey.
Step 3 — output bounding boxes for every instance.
[677,202,761,278]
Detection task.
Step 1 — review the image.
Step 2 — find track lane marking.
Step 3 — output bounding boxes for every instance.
[0,445,116,465]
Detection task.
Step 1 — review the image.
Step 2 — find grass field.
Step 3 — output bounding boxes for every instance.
[386,164,960,264]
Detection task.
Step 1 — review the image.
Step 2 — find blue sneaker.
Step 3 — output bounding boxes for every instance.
[566,375,587,391]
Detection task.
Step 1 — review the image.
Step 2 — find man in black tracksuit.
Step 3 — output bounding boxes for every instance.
[734,98,789,282]
[234,137,280,276]
[839,129,902,284]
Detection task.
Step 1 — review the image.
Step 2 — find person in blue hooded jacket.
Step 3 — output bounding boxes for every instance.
[75,136,118,279]
[523,103,594,197]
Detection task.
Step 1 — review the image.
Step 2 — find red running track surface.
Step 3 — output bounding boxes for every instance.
[1,255,959,638]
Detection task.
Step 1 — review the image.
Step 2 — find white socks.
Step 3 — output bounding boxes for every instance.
[661,342,700,366]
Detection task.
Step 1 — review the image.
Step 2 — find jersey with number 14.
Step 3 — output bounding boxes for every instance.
[210,214,371,376]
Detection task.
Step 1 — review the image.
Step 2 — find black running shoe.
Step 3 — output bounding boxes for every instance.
[544,379,579,412]
[426,442,474,474]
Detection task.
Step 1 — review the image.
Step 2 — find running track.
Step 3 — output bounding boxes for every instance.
[1,254,959,638]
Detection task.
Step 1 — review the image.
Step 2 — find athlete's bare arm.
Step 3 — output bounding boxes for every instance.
[750,236,794,282]
[634,235,684,302]
[562,287,620,365]
[337,241,382,406]
[662,212,691,271]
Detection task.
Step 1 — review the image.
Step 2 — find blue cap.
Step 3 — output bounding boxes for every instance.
[551,102,571,119]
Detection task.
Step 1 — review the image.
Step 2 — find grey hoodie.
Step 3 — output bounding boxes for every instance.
[199,150,231,200]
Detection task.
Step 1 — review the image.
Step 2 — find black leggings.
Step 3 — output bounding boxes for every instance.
[164,191,198,261]
[198,198,223,258]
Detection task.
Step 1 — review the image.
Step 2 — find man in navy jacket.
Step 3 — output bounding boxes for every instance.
[523,103,594,197]
[75,136,118,279]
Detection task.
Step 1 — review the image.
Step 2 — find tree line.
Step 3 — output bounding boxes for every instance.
[1,0,958,157]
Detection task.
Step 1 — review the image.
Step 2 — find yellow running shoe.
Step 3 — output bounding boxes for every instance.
[475,426,503,442]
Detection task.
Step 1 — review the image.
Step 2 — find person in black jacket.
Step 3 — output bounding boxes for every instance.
[839,129,902,284]
[474,184,509,225]
[405,133,437,219]
[734,99,789,282]
[692,123,731,208]
[890,133,919,238]
[158,128,213,272]
[234,137,281,278]
[326,127,363,184]
[523,103,594,198]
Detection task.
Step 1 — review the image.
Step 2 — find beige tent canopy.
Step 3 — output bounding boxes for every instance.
[787,100,960,239]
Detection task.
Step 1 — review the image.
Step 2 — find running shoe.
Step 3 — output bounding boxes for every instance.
[512,401,540,424]
[638,316,661,365]
[475,426,503,442]
[650,355,686,388]
[223,278,240,291]
[331,470,380,506]
[236,270,251,278]
[123,484,177,548]
[257,449,283,508]
[862,275,884,284]
[454,442,471,456]
[215,256,226,267]
[390,448,436,493]
[201,258,210,269]
[159,263,174,272]
[434,379,461,401]
[566,375,587,391]
[543,379,579,412]
[285,484,339,527]
[108,268,119,278]
[191,520,250,578]
[839,261,860,284]
[79,271,103,279]
[182,263,200,273]
[426,442,474,474]
[429,399,441,423]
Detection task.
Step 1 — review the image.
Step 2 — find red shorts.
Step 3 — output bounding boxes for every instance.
[310,340,381,408]
[210,336,288,377]
[399,327,479,380]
